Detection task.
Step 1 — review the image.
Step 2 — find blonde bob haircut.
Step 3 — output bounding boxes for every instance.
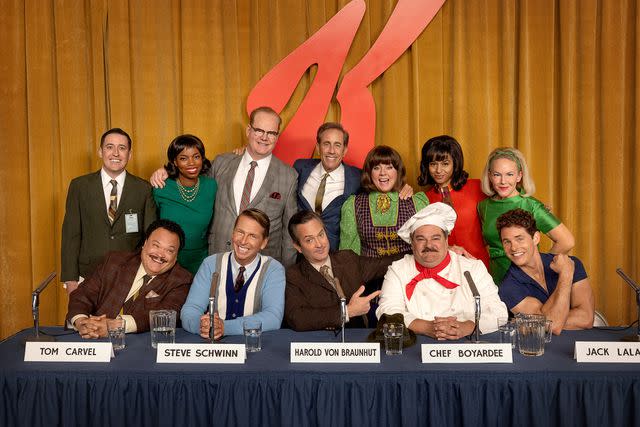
[481,147,536,197]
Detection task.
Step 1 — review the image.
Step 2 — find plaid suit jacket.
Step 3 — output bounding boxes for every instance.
[66,251,192,332]
[206,153,298,267]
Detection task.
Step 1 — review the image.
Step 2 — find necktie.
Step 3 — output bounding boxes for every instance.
[405,252,459,300]
[319,265,346,299]
[108,180,118,223]
[133,274,153,301]
[314,173,329,213]
[120,274,153,315]
[234,266,246,293]
[440,185,454,208]
[239,161,258,212]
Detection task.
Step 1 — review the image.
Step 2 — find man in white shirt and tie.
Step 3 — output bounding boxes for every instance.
[293,122,361,251]
[61,128,157,294]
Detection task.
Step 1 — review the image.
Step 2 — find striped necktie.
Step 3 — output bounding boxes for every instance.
[239,161,257,212]
[108,180,118,223]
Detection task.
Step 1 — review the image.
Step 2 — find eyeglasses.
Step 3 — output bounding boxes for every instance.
[250,125,279,141]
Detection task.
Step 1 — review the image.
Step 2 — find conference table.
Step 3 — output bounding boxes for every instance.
[1,326,638,427]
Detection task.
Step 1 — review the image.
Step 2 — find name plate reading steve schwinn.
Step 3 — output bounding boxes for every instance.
[575,341,640,363]
[421,343,513,363]
[290,343,380,363]
[24,342,112,362]
[156,343,246,364]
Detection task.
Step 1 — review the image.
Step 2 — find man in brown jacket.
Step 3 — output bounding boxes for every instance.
[67,219,192,338]
[285,211,396,331]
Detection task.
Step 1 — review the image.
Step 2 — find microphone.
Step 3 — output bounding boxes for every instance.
[24,272,57,343]
[616,268,640,342]
[464,271,482,343]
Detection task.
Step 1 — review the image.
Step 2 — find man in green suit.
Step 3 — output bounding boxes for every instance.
[61,128,157,294]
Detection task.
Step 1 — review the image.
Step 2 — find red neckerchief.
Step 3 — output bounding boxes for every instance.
[405,252,459,300]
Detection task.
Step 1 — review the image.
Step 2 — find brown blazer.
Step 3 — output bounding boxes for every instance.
[66,251,192,332]
[285,250,395,331]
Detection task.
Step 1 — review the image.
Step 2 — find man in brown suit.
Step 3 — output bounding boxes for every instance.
[67,219,192,338]
[285,211,396,331]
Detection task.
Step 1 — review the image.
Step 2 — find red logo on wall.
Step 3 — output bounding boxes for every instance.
[247,0,445,167]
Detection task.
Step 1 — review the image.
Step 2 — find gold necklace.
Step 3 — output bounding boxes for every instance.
[176,177,200,202]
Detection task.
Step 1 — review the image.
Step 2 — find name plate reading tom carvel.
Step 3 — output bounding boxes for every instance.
[290,342,380,363]
[421,343,513,363]
[24,342,112,362]
[156,343,246,364]
[575,341,640,363]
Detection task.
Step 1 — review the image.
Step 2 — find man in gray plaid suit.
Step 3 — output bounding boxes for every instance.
[152,107,298,267]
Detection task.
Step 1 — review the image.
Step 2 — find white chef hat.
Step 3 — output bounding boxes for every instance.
[397,202,457,243]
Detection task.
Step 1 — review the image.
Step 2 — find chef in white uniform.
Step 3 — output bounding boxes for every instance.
[376,203,507,340]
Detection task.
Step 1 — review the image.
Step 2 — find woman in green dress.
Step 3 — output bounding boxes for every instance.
[153,134,217,274]
[477,147,574,284]
[339,145,429,257]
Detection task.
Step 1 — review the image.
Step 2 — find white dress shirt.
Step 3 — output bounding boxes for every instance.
[301,163,345,211]
[376,251,507,334]
[100,169,126,211]
[233,151,272,213]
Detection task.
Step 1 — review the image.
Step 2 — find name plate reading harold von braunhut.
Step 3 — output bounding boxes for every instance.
[156,343,246,364]
[291,342,380,363]
[24,342,112,362]
[421,343,513,363]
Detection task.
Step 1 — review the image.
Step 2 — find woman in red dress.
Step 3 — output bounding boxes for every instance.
[418,135,490,268]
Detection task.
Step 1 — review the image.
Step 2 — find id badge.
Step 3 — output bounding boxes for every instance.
[125,213,139,233]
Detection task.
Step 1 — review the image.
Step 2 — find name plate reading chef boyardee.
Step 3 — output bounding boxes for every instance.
[422,343,513,363]
[156,343,246,364]
[575,341,640,363]
[290,342,380,363]
[24,342,112,362]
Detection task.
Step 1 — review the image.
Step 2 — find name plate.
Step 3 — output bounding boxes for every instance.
[156,343,246,364]
[290,342,380,363]
[421,343,513,363]
[575,341,640,363]
[24,342,112,362]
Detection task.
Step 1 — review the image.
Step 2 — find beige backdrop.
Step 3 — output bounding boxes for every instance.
[1,0,638,339]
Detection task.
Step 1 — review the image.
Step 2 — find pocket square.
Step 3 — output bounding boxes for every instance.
[269,192,281,200]
[145,290,160,299]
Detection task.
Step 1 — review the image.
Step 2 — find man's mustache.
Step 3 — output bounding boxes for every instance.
[420,246,439,254]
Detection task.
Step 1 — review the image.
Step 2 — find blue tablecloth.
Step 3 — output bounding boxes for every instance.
[1,327,639,427]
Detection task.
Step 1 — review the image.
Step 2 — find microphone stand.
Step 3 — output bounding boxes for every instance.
[208,272,219,343]
[616,268,640,342]
[464,271,484,343]
[24,272,57,343]
[208,297,217,344]
[340,298,347,343]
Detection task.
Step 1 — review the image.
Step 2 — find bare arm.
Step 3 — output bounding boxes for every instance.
[547,223,575,254]
[511,254,574,335]
[563,279,595,330]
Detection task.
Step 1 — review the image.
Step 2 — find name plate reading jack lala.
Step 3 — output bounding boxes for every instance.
[422,343,513,364]
[24,342,112,362]
[291,343,380,363]
[575,341,640,363]
[156,344,246,364]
